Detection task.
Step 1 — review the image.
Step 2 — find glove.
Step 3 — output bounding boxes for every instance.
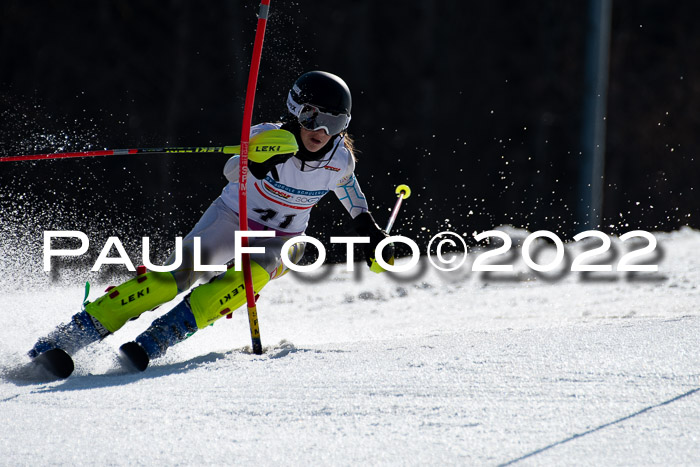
[351,212,394,267]
[246,128,299,179]
[248,153,294,180]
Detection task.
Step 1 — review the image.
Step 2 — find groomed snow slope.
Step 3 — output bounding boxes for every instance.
[0,228,698,465]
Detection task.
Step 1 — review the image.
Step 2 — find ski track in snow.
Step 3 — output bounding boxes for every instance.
[0,228,698,465]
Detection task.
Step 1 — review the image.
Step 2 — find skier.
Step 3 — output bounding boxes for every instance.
[29,70,393,376]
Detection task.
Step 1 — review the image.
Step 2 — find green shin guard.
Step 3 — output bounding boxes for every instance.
[85,271,178,333]
[189,262,271,329]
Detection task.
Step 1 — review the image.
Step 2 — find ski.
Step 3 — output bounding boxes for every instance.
[32,348,74,379]
[118,342,150,372]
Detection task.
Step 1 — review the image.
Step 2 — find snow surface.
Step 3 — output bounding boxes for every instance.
[1,228,699,465]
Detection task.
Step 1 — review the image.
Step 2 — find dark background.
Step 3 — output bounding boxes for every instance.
[1,1,698,265]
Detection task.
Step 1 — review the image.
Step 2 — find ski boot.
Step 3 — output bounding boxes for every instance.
[119,297,198,372]
[28,283,110,378]
[28,309,109,379]
[28,283,111,378]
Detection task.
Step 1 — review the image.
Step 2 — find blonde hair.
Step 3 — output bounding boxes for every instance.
[344,133,358,161]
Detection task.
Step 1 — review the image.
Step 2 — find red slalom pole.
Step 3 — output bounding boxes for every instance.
[239,0,271,355]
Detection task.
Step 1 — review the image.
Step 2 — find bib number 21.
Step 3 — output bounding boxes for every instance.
[253,208,296,229]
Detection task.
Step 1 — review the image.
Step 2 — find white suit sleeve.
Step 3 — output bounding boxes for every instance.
[333,161,369,218]
[223,155,240,183]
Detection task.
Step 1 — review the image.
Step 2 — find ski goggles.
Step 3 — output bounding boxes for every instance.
[297,104,351,135]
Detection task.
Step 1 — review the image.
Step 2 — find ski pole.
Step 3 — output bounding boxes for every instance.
[385,184,412,235]
[370,184,411,273]
[0,146,238,163]
[238,0,271,356]
[0,131,297,163]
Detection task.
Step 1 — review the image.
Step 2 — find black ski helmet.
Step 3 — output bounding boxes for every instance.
[286,71,352,133]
